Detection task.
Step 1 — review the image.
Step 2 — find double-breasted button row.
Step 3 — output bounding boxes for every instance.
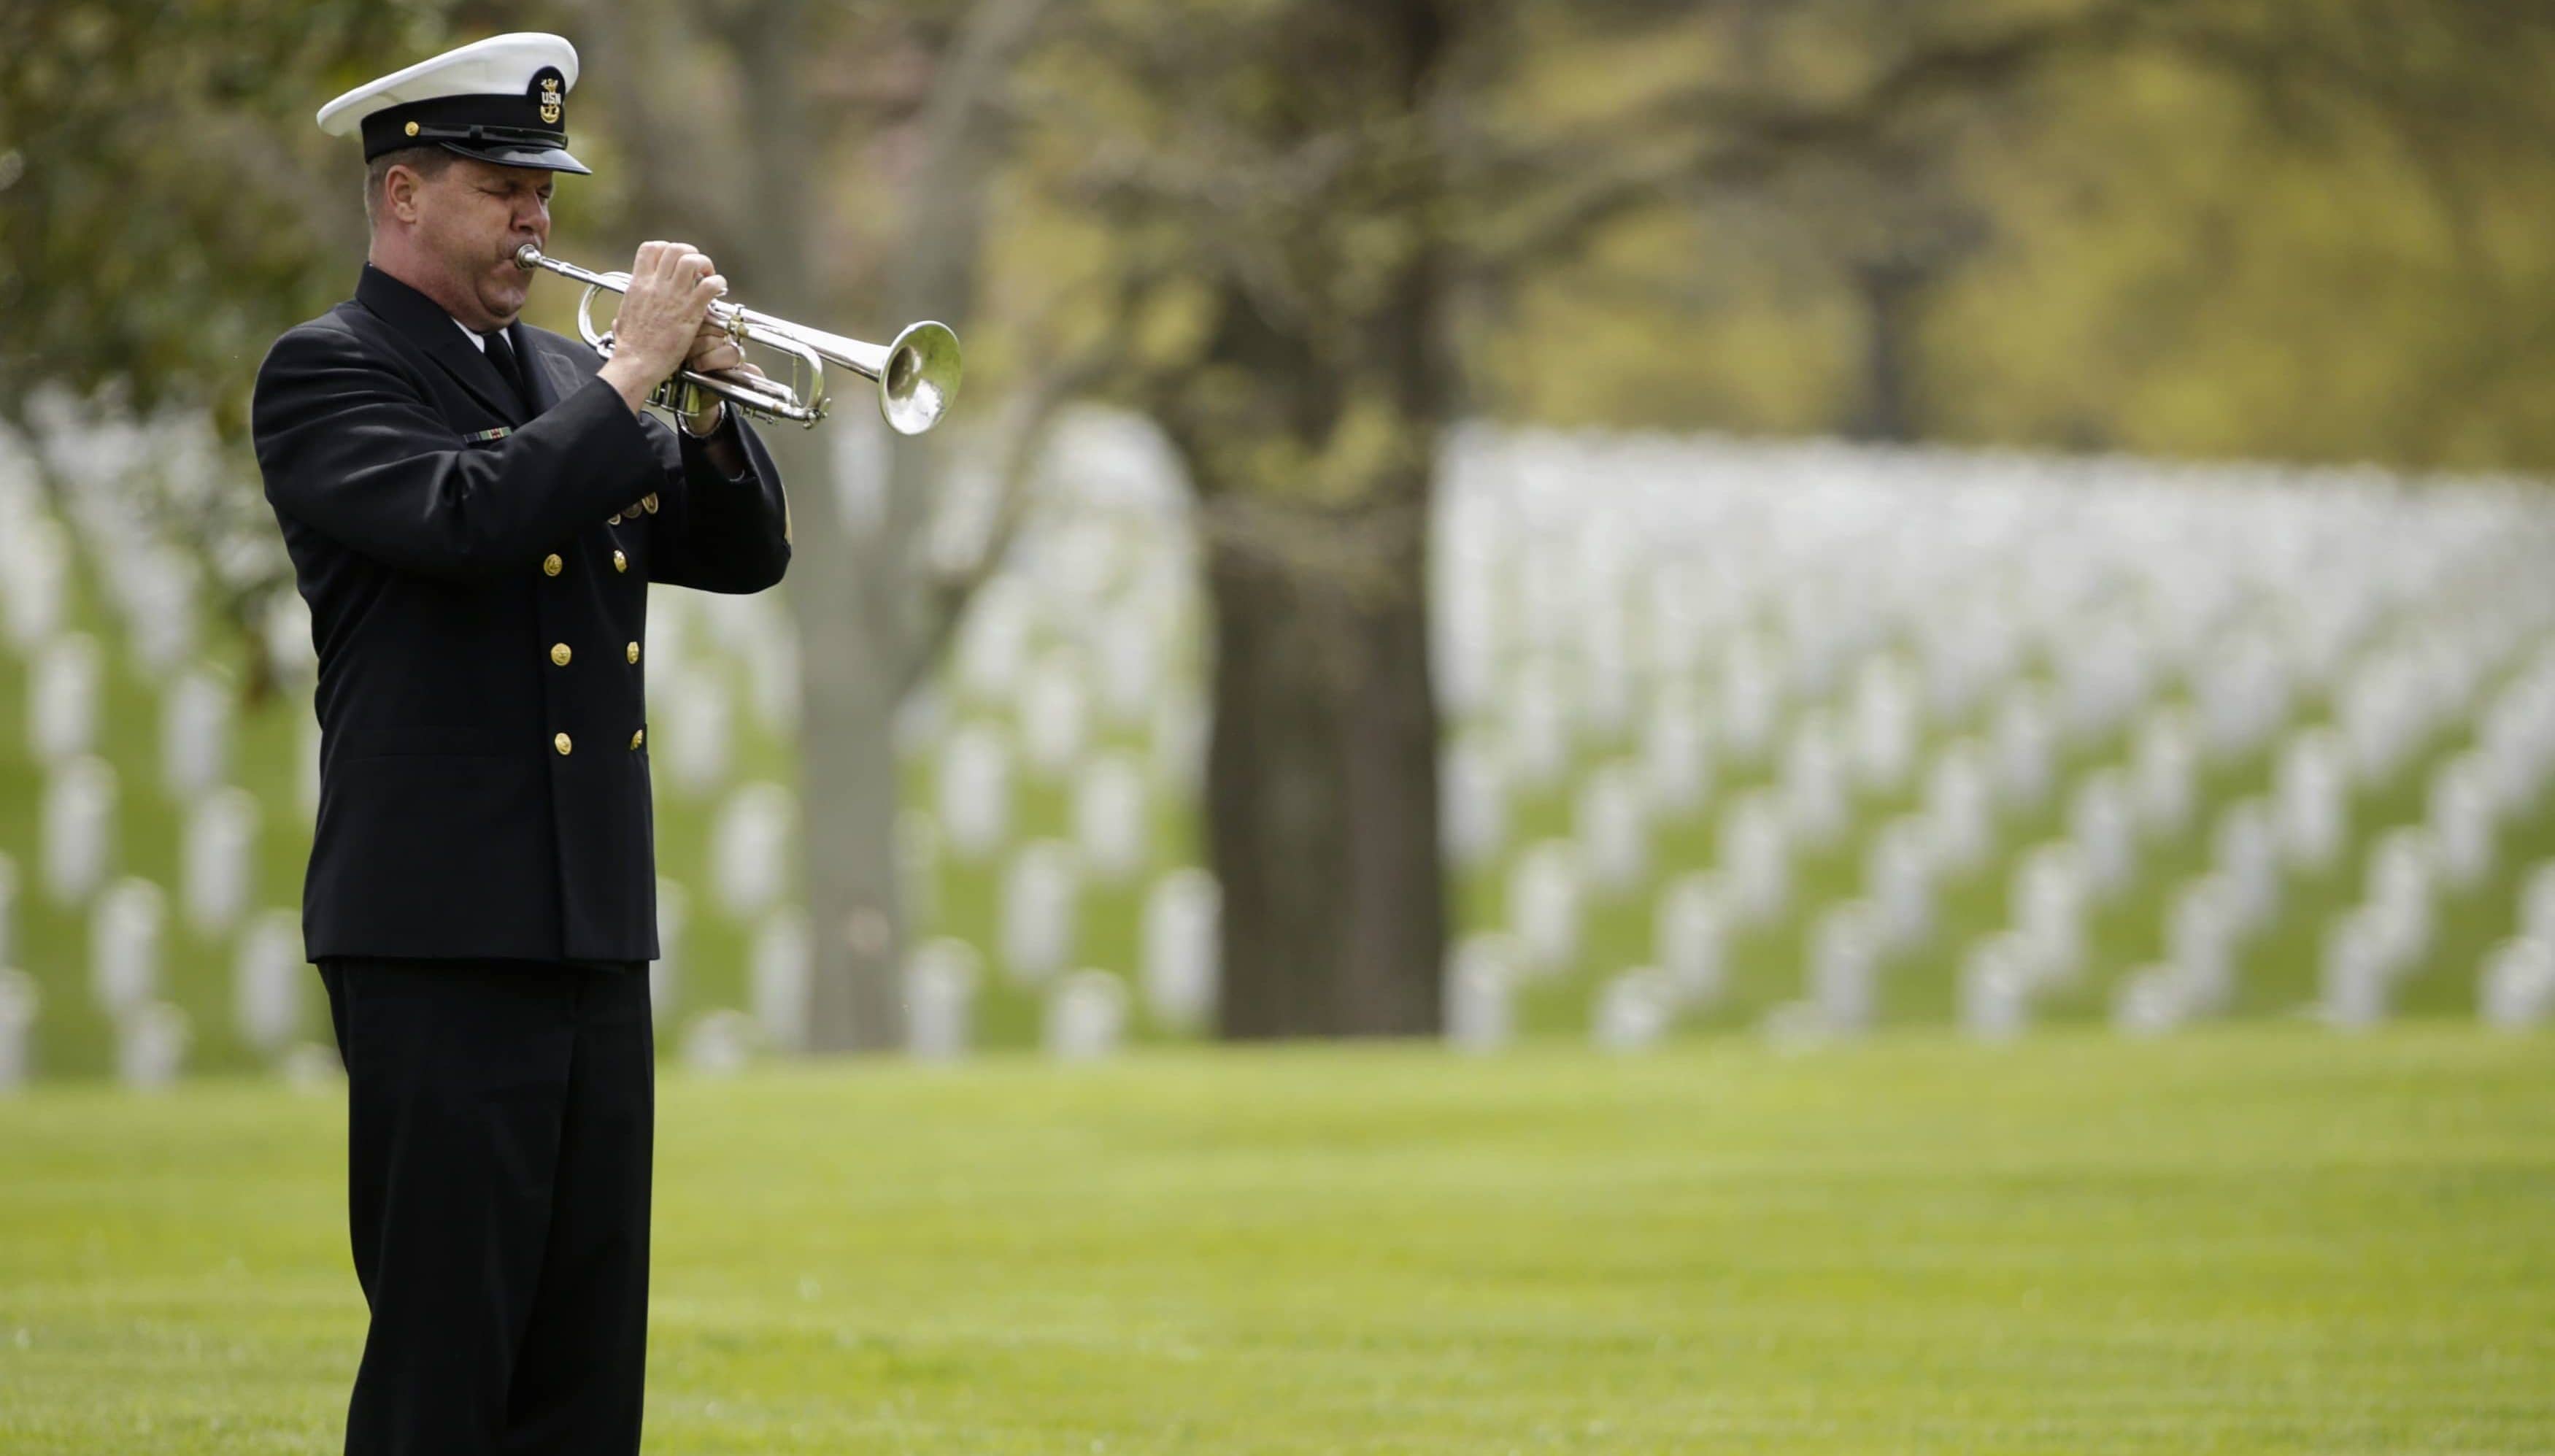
[552,730,643,754]
[542,642,639,666]
[540,551,630,576]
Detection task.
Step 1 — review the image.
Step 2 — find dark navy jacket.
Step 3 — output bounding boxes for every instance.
[253,263,791,964]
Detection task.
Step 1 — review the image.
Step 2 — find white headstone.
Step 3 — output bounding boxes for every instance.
[1044,969,1128,1062]
[1778,711,1849,848]
[2427,755,2496,891]
[1652,874,1728,1008]
[2010,843,2087,987]
[1922,739,1995,874]
[0,517,68,650]
[1140,869,1220,1032]
[2165,875,2242,1012]
[1503,658,1573,788]
[28,632,99,764]
[2520,860,2555,945]
[2211,798,2280,933]
[233,907,304,1055]
[1445,933,1519,1053]
[651,877,691,1026]
[897,810,939,932]
[2111,963,2196,1036]
[0,968,37,1093]
[1638,684,1711,814]
[115,999,191,1091]
[680,1008,762,1076]
[712,781,795,916]
[956,577,1034,700]
[2130,708,2197,839]
[1989,684,2054,811]
[749,907,812,1052]
[940,723,1014,861]
[2067,769,2136,899]
[2480,937,2555,1030]
[0,852,15,970]
[1959,932,2034,1041]
[2321,905,2396,1029]
[1151,693,1209,798]
[1001,839,1081,984]
[2364,827,2438,962]
[1072,752,1149,883]
[1718,792,1791,925]
[1808,901,1884,1031]
[1441,737,1510,868]
[160,671,232,800]
[1094,608,1161,727]
[1718,633,1782,766]
[1498,841,1575,974]
[89,877,164,1017]
[1019,651,1091,779]
[181,787,260,935]
[41,755,116,905]
[661,671,735,799]
[2274,728,2348,872]
[299,713,323,815]
[1864,816,1936,952]
[904,938,982,1061]
[1592,967,1675,1052]
[1849,655,1918,793]
[1574,763,1649,894]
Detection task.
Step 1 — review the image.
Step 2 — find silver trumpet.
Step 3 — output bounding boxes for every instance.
[514,243,960,433]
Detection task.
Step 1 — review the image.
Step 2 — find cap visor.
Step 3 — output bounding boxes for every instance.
[439,140,591,175]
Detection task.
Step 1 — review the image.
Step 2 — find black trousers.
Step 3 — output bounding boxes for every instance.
[318,957,655,1456]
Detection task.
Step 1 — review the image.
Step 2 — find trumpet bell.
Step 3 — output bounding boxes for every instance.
[882,320,961,436]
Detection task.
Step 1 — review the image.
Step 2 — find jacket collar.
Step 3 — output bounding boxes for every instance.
[354,263,529,424]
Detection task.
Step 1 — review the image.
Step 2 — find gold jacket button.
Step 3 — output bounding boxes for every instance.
[612,550,628,574]
[625,641,641,664]
[554,732,573,756]
[608,512,622,525]
[550,642,573,667]
[542,552,563,577]
[628,728,644,750]
[641,493,660,515]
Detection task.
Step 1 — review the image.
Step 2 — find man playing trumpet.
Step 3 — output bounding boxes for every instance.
[250,31,790,1455]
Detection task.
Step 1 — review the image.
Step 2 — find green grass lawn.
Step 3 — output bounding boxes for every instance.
[2,1026,2551,1454]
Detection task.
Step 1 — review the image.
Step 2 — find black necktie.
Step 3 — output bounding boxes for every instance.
[482,328,531,415]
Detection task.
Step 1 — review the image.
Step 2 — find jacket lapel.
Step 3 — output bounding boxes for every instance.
[515,324,587,417]
[353,264,528,425]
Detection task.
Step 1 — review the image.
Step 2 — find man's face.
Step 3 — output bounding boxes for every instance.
[408,156,553,328]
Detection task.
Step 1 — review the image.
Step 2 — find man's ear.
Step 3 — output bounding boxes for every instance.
[384,163,421,226]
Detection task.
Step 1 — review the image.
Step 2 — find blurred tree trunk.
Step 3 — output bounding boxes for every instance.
[578,0,1056,1053]
[1144,3,1456,1039]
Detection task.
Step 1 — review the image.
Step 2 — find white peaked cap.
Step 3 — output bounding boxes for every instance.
[316,33,590,174]
[317,33,579,135]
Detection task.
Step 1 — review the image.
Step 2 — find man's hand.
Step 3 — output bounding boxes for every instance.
[676,316,767,436]
[596,241,725,416]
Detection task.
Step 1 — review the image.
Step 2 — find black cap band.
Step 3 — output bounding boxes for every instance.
[357,64,574,166]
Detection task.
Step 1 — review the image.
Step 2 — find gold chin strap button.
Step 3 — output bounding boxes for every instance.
[553,732,573,756]
[612,550,628,574]
[550,642,573,667]
[542,552,563,577]
[625,641,640,664]
[628,728,644,750]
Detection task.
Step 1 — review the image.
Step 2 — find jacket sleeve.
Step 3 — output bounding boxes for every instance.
[252,322,665,579]
[642,406,793,594]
